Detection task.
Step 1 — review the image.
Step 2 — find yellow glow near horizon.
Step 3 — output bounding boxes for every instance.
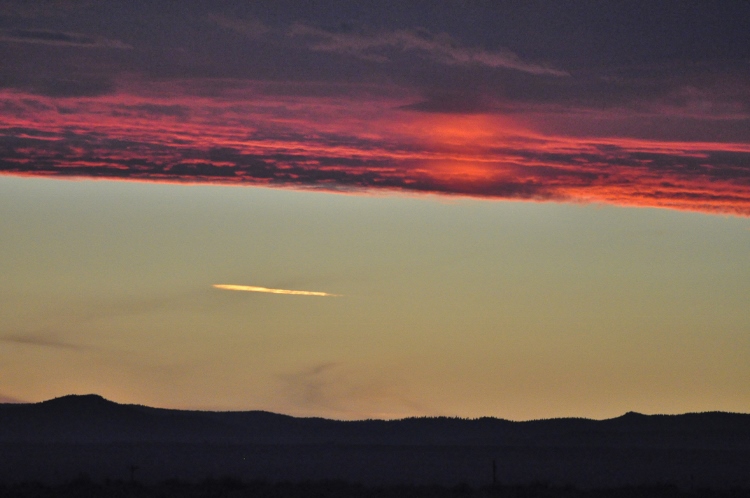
[213,284,342,297]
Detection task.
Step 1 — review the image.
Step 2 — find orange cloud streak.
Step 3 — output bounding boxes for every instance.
[213,284,341,297]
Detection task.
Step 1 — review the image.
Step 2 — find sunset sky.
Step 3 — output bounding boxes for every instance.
[1,1,749,420]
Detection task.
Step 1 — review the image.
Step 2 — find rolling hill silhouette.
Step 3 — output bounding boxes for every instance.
[1,395,749,488]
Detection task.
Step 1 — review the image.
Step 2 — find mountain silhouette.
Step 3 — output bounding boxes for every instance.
[2,394,749,447]
[1,395,749,488]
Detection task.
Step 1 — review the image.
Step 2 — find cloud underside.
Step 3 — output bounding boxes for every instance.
[2,133,748,216]
[1,86,748,216]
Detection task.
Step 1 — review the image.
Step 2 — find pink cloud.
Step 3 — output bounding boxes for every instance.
[1,81,748,216]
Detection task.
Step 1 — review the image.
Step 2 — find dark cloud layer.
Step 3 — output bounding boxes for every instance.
[0,0,745,109]
[0,1,748,215]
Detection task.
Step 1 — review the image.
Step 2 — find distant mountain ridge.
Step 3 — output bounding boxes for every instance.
[2,394,749,449]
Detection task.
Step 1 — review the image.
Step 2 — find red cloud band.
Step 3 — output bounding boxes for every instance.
[1,85,749,216]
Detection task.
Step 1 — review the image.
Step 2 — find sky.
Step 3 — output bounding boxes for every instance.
[0,1,749,420]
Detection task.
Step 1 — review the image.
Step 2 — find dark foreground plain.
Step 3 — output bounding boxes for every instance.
[2,478,750,498]
[1,395,749,489]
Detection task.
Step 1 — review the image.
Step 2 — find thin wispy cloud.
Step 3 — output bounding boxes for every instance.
[0,29,131,49]
[209,14,270,38]
[214,284,341,297]
[288,24,568,76]
[0,333,85,350]
[279,362,342,412]
[0,393,24,403]
[278,362,421,419]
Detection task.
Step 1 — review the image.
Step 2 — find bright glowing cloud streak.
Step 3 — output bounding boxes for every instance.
[213,284,342,297]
